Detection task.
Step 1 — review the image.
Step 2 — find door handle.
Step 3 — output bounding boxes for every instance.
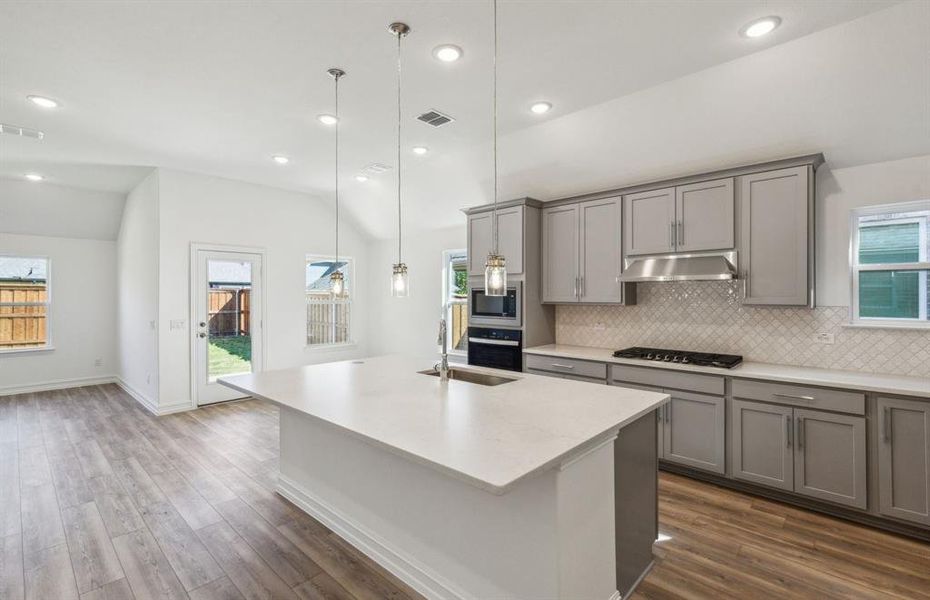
[669,221,675,248]
[786,414,792,447]
[883,406,892,442]
[198,332,206,338]
[579,276,585,298]
[573,277,578,299]
[199,321,206,328]
[678,220,683,245]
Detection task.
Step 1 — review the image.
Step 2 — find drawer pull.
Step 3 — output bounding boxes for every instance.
[550,363,575,370]
[774,393,816,402]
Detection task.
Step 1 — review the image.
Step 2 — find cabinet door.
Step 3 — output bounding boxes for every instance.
[675,178,734,252]
[656,404,665,459]
[794,409,867,509]
[579,197,622,303]
[663,391,725,474]
[467,212,493,276]
[878,397,930,526]
[495,205,524,275]
[541,204,579,303]
[623,187,675,256]
[739,166,811,305]
[731,399,794,491]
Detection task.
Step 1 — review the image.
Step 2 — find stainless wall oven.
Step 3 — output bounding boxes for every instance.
[469,282,522,327]
[467,327,523,372]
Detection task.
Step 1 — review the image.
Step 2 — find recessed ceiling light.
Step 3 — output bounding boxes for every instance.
[318,114,338,126]
[412,146,429,156]
[530,101,552,115]
[27,95,60,109]
[740,16,781,38]
[355,174,369,182]
[272,155,290,165]
[24,173,44,182]
[432,44,463,63]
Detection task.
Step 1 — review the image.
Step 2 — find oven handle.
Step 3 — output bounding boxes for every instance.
[467,337,520,347]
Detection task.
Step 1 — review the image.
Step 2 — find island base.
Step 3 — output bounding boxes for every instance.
[275,406,657,599]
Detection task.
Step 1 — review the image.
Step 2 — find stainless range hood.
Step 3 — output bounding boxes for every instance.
[619,253,737,282]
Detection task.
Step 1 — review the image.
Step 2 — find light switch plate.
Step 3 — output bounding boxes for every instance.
[169,319,186,330]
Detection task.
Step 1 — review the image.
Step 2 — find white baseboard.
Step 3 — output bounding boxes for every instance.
[0,375,116,397]
[115,378,192,416]
[276,475,466,600]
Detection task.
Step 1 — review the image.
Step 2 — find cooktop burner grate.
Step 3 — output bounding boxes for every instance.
[612,346,743,369]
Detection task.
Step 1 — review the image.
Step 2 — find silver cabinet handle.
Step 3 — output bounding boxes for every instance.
[883,406,892,442]
[669,221,675,248]
[796,417,804,449]
[580,276,585,298]
[774,393,816,402]
[550,363,575,370]
[678,220,683,245]
[573,276,578,299]
[786,414,792,447]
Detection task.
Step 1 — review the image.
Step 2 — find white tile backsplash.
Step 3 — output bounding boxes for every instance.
[556,281,930,377]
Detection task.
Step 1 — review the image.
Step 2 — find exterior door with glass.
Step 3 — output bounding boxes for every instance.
[194,249,263,405]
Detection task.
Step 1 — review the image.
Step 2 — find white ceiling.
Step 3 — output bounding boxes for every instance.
[0,0,922,240]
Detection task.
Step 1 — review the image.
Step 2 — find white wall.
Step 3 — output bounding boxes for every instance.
[116,171,160,404]
[0,232,117,393]
[367,225,466,358]
[816,154,930,307]
[155,169,370,409]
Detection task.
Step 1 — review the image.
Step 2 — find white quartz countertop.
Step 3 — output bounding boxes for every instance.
[525,344,930,398]
[220,355,668,495]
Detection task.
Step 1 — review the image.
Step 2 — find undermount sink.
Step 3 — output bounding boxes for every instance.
[418,367,517,386]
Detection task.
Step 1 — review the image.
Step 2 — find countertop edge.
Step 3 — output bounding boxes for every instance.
[524,346,929,398]
[219,375,669,495]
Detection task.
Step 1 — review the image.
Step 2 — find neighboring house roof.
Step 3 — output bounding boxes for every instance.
[306,260,347,292]
[0,256,47,282]
[207,261,252,286]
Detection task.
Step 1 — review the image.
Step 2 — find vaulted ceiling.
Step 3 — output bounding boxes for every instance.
[1,0,925,240]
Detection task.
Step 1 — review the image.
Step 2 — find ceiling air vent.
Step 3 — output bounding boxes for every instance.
[0,123,44,140]
[362,163,393,174]
[416,109,455,128]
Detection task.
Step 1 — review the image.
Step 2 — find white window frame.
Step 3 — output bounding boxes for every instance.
[849,200,930,329]
[0,255,53,354]
[305,255,355,349]
[441,249,468,358]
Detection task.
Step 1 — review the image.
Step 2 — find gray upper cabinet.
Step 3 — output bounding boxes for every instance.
[542,197,622,303]
[579,197,622,303]
[663,391,726,475]
[731,399,794,491]
[878,397,930,526]
[541,204,579,303]
[793,408,867,510]
[739,166,812,306]
[675,178,734,252]
[467,206,524,277]
[624,187,675,256]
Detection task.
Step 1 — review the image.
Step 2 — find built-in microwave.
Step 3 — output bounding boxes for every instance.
[469,282,522,327]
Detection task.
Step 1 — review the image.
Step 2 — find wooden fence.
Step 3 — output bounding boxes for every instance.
[0,283,47,348]
[307,292,350,345]
[450,302,468,350]
[208,288,250,336]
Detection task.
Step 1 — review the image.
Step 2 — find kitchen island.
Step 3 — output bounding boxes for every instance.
[220,355,668,600]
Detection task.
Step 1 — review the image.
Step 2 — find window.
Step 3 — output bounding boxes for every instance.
[0,256,51,351]
[851,201,929,327]
[306,256,353,346]
[442,250,468,355]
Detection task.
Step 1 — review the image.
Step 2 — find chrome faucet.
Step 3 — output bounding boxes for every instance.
[436,318,450,382]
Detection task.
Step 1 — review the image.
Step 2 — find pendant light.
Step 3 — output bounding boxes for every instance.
[484,0,507,296]
[327,67,347,297]
[389,22,411,297]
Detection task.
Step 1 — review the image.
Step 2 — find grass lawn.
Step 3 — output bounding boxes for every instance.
[209,335,252,377]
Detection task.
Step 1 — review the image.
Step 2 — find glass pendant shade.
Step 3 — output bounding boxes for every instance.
[391,263,409,297]
[484,253,507,296]
[330,270,345,297]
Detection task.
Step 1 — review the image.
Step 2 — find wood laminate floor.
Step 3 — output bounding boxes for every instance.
[1,384,928,600]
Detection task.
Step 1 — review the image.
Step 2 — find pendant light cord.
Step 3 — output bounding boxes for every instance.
[334,72,340,269]
[491,0,499,255]
[396,30,403,265]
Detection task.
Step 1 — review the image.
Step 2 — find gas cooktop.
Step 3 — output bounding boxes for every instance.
[612,347,743,369]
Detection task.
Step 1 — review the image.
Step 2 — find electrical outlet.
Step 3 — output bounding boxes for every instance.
[814,332,835,344]
[169,319,186,330]
[94,358,103,367]
[593,322,607,331]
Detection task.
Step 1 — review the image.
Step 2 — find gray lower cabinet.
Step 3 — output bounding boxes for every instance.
[877,397,930,526]
[731,399,794,491]
[663,391,726,474]
[739,165,812,306]
[794,408,867,510]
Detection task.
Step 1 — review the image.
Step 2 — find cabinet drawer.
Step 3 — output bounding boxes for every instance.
[525,355,607,380]
[525,368,606,384]
[731,379,864,415]
[611,364,724,396]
